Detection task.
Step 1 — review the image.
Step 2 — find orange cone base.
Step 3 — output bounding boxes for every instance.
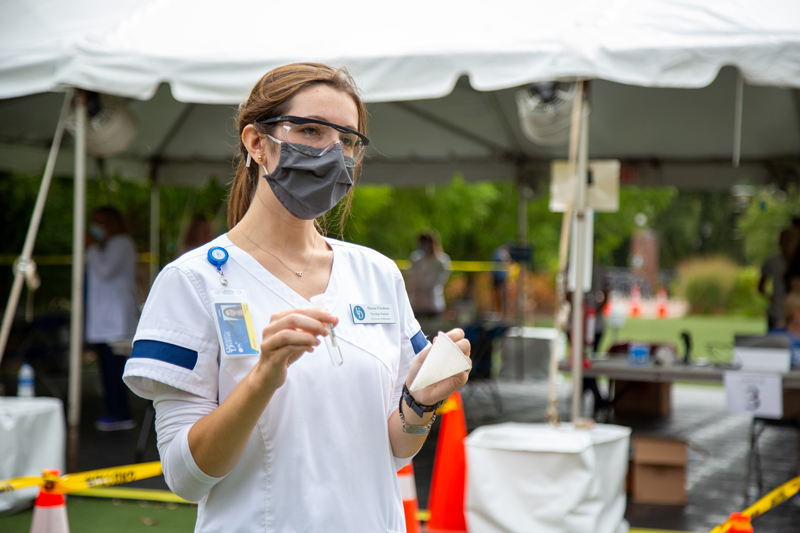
[426,392,468,533]
[398,463,421,533]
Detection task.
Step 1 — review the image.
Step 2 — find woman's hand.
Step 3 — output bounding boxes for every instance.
[252,308,338,391]
[404,328,471,406]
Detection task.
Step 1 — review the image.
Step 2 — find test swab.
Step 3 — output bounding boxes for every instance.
[309,294,343,366]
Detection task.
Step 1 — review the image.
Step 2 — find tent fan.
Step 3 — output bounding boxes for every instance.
[70,92,138,157]
[515,82,579,147]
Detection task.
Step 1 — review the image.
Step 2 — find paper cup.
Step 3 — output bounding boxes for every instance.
[409,331,472,392]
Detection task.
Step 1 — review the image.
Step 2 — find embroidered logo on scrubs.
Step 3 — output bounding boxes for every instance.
[350,304,396,324]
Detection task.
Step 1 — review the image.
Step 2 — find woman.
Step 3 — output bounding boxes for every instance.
[123,63,470,532]
[407,230,451,318]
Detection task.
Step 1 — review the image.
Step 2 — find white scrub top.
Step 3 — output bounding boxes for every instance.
[124,235,428,533]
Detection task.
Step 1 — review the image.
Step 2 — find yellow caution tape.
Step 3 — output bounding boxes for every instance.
[708,475,800,533]
[0,476,45,494]
[0,461,163,496]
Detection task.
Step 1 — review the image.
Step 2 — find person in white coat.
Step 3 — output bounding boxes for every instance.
[86,205,139,431]
[123,63,471,532]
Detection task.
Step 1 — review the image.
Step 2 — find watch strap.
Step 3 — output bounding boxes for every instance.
[402,384,443,418]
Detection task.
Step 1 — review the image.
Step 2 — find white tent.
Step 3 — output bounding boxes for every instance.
[2,0,800,189]
[2,0,800,464]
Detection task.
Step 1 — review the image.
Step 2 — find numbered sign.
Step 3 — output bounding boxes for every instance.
[723,372,783,419]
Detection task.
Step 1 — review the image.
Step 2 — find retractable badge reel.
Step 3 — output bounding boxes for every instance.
[208,247,229,285]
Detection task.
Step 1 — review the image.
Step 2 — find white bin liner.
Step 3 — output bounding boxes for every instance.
[465,422,631,533]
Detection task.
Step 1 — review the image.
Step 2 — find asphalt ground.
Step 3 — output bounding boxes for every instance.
[2,365,799,532]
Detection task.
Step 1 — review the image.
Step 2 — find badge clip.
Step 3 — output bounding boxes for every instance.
[207,247,229,286]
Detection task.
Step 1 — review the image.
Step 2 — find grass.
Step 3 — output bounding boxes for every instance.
[0,497,197,532]
[602,315,766,364]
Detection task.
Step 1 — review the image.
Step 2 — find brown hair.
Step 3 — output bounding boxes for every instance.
[92,205,126,236]
[227,63,368,231]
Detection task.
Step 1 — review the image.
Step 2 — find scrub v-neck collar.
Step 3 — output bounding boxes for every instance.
[219,233,341,312]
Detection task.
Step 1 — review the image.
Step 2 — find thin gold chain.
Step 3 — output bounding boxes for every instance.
[239,229,317,277]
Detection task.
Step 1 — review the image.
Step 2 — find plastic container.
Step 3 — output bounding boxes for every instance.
[309,294,343,366]
[628,343,650,366]
[17,362,35,397]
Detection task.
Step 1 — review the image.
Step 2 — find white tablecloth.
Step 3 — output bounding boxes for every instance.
[0,397,65,514]
[466,422,631,533]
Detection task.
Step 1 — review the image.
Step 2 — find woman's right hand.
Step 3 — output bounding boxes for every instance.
[253,308,338,391]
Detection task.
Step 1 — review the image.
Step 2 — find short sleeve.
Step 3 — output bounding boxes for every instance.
[124,266,220,402]
[389,265,430,418]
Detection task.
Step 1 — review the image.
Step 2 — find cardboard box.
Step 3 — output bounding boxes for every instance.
[613,380,671,418]
[631,436,687,505]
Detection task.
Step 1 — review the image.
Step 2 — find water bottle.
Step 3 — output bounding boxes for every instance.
[17,362,35,397]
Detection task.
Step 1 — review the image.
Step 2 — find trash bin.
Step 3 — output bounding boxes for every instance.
[500,327,566,380]
[465,422,631,533]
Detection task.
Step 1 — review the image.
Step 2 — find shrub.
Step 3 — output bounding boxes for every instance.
[677,256,739,314]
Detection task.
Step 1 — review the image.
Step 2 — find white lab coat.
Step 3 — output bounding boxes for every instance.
[85,234,139,344]
[124,234,426,533]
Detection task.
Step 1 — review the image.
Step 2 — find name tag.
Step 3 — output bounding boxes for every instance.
[209,288,260,357]
[350,304,396,324]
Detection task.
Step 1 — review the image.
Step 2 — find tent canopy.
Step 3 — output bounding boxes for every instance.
[1,0,799,189]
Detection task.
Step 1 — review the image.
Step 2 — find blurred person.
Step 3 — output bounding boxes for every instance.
[490,242,512,315]
[406,230,451,318]
[179,214,215,255]
[86,205,139,431]
[121,63,470,531]
[782,291,800,368]
[762,228,798,328]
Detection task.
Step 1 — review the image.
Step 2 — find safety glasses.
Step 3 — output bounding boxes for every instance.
[256,115,369,168]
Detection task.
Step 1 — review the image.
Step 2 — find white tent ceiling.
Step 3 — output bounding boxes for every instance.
[1,0,799,191]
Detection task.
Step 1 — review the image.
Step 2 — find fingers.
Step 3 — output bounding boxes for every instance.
[264,309,334,340]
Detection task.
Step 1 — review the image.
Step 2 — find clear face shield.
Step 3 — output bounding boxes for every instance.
[255,115,369,168]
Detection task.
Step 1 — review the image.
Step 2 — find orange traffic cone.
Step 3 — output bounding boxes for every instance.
[727,512,753,533]
[426,391,468,532]
[656,287,668,319]
[629,285,642,318]
[397,462,421,533]
[30,470,69,533]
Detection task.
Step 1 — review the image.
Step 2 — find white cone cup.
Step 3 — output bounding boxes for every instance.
[409,331,471,392]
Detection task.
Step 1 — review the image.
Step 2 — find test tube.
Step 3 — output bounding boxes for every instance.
[309,294,343,366]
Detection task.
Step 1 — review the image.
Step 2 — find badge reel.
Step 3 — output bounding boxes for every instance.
[207,247,260,358]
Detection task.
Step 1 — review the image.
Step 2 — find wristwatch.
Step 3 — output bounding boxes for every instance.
[399,385,443,434]
[402,384,443,417]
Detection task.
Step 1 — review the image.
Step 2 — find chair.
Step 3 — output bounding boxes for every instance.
[744,416,800,503]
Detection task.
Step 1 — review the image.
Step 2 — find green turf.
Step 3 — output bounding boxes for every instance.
[0,497,197,532]
[602,315,767,363]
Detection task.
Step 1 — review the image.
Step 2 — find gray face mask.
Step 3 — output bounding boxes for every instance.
[262,143,354,220]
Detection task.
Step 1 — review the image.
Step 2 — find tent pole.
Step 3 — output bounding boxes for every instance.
[149,179,160,285]
[733,70,744,168]
[0,89,73,366]
[570,98,590,424]
[545,80,584,425]
[67,91,87,472]
[516,172,528,324]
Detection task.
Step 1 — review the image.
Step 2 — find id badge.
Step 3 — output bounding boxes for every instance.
[209,288,260,357]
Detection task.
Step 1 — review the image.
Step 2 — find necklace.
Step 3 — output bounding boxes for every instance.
[240,228,317,277]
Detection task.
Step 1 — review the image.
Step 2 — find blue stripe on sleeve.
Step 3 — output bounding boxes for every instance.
[410,330,428,355]
[130,340,199,371]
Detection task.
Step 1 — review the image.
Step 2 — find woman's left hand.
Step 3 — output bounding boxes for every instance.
[404,328,471,406]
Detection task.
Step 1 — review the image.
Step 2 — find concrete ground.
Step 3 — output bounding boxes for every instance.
[40,366,800,532]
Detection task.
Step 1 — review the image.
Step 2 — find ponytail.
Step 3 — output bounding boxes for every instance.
[227,154,259,229]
